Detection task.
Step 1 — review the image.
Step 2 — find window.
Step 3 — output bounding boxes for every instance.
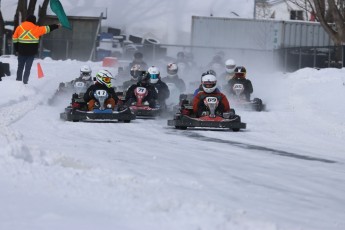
[290,10,304,20]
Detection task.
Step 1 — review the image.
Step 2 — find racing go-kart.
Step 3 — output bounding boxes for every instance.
[49,80,92,105]
[167,94,246,131]
[60,89,136,122]
[230,83,265,112]
[125,87,162,118]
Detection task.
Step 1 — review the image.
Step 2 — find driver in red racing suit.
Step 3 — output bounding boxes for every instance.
[193,74,230,117]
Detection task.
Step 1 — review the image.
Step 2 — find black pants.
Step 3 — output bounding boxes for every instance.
[16,55,35,84]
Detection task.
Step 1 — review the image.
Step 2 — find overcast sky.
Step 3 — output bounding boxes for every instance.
[2,0,254,43]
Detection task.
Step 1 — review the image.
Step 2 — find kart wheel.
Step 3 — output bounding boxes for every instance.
[118,120,131,123]
[232,128,240,132]
[175,126,187,130]
[253,98,263,112]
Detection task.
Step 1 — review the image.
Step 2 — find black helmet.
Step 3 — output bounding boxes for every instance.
[212,55,222,63]
[137,71,150,85]
[134,52,143,59]
[234,66,247,78]
[177,51,185,59]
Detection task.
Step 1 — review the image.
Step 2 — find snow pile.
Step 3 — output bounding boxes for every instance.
[0,55,345,230]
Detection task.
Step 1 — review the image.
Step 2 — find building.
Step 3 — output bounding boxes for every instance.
[41,7,106,61]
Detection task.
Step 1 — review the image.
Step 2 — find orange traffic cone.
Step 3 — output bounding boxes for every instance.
[37,62,44,78]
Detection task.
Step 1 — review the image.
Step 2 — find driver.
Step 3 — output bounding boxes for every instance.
[193,74,230,117]
[226,66,253,101]
[83,70,119,111]
[125,70,158,108]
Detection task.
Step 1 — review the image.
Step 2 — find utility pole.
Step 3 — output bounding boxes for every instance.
[253,0,257,19]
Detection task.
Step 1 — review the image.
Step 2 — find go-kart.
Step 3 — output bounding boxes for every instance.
[49,80,92,105]
[60,89,136,122]
[167,94,246,131]
[230,83,266,112]
[126,87,162,118]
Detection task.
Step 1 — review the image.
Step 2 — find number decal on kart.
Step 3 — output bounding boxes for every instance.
[94,90,107,97]
[75,81,85,87]
[136,87,147,94]
[206,97,218,103]
[233,84,244,90]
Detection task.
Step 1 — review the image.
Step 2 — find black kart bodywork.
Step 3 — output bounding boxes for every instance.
[167,94,246,131]
[231,97,266,112]
[60,92,136,122]
[167,113,246,131]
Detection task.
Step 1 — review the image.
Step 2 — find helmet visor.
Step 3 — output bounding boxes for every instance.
[202,82,216,89]
[150,74,159,80]
[235,73,245,77]
[82,72,91,76]
[102,76,112,83]
[226,64,236,69]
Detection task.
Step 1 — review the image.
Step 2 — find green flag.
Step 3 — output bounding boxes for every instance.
[50,0,72,29]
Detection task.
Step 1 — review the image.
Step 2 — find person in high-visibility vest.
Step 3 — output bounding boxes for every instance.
[12,15,61,84]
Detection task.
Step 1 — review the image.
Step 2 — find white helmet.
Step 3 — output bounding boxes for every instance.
[148,66,160,84]
[201,74,217,93]
[80,65,92,80]
[225,59,236,74]
[167,62,178,76]
[96,69,113,88]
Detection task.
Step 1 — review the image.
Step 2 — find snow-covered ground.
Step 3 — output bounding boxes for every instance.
[1,55,345,230]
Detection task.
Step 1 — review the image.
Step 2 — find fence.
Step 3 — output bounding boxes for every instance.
[33,38,277,74]
[275,46,344,72]
[4,36,343,74]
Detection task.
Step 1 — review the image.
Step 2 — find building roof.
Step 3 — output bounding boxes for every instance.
[47,6,107,19]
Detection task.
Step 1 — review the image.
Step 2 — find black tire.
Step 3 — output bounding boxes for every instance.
[232,128,240,132]
[123,120,131,123]
[175,126,187,130]
[253,98,263,112]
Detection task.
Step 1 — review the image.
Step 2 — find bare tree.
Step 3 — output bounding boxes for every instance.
[37,0,49,26]
[14,0,49,28]
[27,0,37,16]
[256,0,273,19]
[288,0,345,46]
[0,10,4,54]
[14,0,27,30]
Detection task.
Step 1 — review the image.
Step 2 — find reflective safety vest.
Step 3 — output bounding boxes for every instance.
[12,21,50,44]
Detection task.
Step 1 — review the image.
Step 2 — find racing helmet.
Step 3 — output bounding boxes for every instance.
[96,69,113,88]
[148,66,160,84]
[201,74,217,93]
[134,52,143,60]
[80,65,92,80]
[202,69,217,77]
[137,71,150,86]
[167,62,178,76]
[225,59,236,73]
[130,64,141,80]
[177,51,185,59]
[234,66,247,78]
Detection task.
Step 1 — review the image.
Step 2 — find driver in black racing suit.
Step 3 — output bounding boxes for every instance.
[84,70,119,111]
[226,66,253,101]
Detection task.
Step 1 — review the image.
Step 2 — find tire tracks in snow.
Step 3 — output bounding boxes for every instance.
[166,130,338,164]
[0,86,45,161]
